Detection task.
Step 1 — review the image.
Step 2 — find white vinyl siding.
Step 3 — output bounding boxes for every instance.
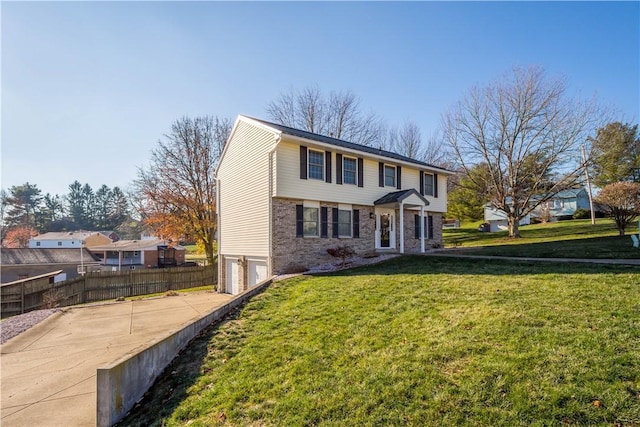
[217,121,276,256]
[275,140,448,213]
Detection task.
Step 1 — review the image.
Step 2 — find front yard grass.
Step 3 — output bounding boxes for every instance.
[443,219,640,259]
[118,256,640,426]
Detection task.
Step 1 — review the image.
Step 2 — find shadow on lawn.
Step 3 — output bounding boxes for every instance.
[315,253,640,278]
[114,310,242,427]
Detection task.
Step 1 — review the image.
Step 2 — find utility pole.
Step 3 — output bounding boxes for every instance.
[582,145,596,225]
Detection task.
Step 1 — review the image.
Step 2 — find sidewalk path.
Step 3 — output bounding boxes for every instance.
[1,291,233,427]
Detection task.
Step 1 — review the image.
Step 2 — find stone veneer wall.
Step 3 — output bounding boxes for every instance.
[272,198,376,274]
[402,211,443,252]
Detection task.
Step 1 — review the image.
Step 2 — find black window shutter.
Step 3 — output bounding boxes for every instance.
[434,173,439,198]
[419,172,424,196]
[353,209,360,238]
[378,162,384,187]
[332,208,339,238]
[299,146,308,180]
[357,158,364,187]
[336,154,343,185]
[428,215,434,239]
[325,151,332,183]
[396,165,402,189]
[296,204,304,237]
[321,207,328,238]
[414,214,420,239]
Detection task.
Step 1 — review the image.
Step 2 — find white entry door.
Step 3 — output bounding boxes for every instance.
[226,258,240,295]
[375,209,396,249]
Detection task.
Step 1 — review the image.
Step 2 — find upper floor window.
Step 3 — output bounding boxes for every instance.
[343,157,357,185]
[36,242,41,247]
[423,173,434,196]
[308,149,324,181]
[58,241,62,246]
[384,165,396,187]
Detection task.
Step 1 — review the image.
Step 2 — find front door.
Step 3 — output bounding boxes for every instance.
[375,209,396,249]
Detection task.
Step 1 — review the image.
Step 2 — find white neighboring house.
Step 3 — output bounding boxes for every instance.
[28,231,113,249]
[483,205,531,232]
[216,115,452,295]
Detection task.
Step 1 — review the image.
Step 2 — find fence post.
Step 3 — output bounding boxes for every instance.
[21,281,25,314]
[82,276,87,304]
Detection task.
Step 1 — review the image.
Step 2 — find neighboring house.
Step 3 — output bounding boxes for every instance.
[483,205,532,233]
[483,188,591,232]
[89,239,186,271]
[0,248,100,283]
[531,188,590,220]
[28,231,114,249]
[216,115,451,295]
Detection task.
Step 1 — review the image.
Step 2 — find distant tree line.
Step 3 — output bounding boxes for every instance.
[1,181,136,246]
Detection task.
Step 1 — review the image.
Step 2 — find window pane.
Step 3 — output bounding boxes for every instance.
[304,221,318,236]
[384,165,396,187]
[338,209,351,237]
[343,158,357,185]
[308,150,324,180]
[424,174,434,196]
[303,207,319,236]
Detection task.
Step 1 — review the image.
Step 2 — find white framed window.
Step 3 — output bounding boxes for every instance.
[423,173,434,196]
[338,209,352,237]
[308,149,324,181]
[58,241,62,246]
[343,157,357,185]
[303,205,319,237]
[384,165,396,187]
[36,241,41,247]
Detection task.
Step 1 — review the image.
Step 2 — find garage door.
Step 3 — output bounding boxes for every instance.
[226,258,240,295]
[247,260,268,287]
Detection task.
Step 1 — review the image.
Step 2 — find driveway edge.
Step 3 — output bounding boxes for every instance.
[96,278,273,427]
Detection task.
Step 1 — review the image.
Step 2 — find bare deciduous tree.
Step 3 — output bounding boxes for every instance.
[266,86,385,146]
[134,116,231,265]
[442,65,600,237]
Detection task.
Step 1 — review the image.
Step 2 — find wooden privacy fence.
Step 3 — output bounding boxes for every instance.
[1,265,217,319]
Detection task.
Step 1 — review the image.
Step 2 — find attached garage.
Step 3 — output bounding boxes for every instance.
[247,258,268,287]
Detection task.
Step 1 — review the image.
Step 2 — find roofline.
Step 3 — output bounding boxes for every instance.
[218,115,453,176]
[281,132,451,174]
[214,115,282,177]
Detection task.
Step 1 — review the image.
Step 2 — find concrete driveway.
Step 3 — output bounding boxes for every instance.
[1,291,233,427]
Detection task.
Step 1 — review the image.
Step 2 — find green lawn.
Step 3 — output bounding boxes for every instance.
[118,256,640,426]
[444,219,640,259]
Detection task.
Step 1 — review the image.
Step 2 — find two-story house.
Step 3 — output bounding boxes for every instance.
[216,116,451,295]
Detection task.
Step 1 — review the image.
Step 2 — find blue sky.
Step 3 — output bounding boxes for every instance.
[2,1,639,197]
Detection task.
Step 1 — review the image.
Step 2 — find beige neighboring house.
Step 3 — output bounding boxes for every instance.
[216,115,451,295]
[28,231,114,249]
[89,239,186,271]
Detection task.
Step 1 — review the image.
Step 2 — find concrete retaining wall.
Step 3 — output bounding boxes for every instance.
[96,279,273,427]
